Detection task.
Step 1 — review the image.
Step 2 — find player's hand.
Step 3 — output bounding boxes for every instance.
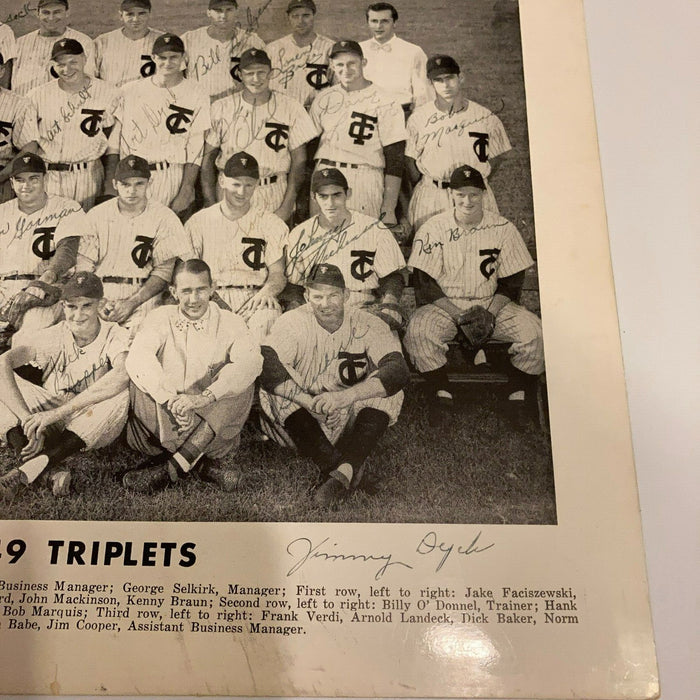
[380,209,398,227]
[100,298,136,324]
[175,410,197,435]
[170,185,195,216]
[323,410,344,432]
[238,290,281,314]
[312,390,355,415]
[20,409,62,458]
[273,201,294,224]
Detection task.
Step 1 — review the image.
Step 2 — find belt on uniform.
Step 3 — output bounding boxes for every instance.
[0,273,38,281]
[149,161,172,171]
[431,179,451,189]
[218,284,261,290]
[319,158,360,170]
[103,276,147,285]
[259,174,278,186]
[47,161,93,172]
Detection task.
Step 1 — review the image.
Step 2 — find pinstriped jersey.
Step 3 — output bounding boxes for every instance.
[206,90,319,176]
[286,211,405,293]
[0,88,40,166]
[94,28,164,88]
[0,23,17,63]
[409,209,533,302]
[310,83,406,168]
[267,33,334,109]
[186,204,287,288]
[28,78,120,163]
[406,100,511,181]
[0,193,86,277]
[182,26,265,102]
[77,198,193,279]
[13,28,96,97]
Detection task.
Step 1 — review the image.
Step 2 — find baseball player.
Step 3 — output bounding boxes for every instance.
[403,165,544,423]
[360,2,432,116]
[201,47,319,220]
[0,22,17,89]
[28,39,120,211]
[285,167,406,326]
[105,33,211,217]
[94,0,164,88]
[406,55,512,231]
[259,262,409,506]
[12,0,95,97]
[266,0,334,110]
[76,155,193,337]
[0,153,87,340]
[309,39,406,224]
[0,271,130,501]
[185,152,288,342]
[182,0,265,103]
[123,258,263,494]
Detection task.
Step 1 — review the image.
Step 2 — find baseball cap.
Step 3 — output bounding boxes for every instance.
[209,0,237,8]
[287,0,316,12]
[329,40,363,59]
[115,155,151,181]
[11,153,47,176]
[305,263,345,290]
[449,165,486,191]
[152,33,185,55]
[239,48,271,70]
[427,54,460,80]
[51,39,84,60]
[121,0,151,9]
[224,152,259,180]
[38,0,68,8]
[61,271,104,301]
[311,167,348,193]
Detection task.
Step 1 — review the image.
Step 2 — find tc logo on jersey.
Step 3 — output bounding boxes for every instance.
[264,122,290,153]
[305,63,330,90]
[230,57,242,83]
[350,250,376,281]
[241,237,266,271]
[348,112,378,145]
[338,351,369,386]
[32,227,56,261]
[469,132,490,163]
[0,119,12,147]
[140,55,156,78]
[166,104,195,134]
[479,248,501,279]
[131,235,155,268]
[80,109,106,137]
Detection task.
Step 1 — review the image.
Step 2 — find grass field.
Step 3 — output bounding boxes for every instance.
[1,0,555,524]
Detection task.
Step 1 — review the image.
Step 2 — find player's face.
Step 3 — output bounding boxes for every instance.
[153,50,184,76]
[52,54,86,81]
[207,6,238,29]
[171,271,213,320]
[432,73,462,102]
[451,186,484,219]
[114,177,149,206]
[37,5,69,36]
[119,9,150,34]
[63,297,101,335]
[305,284,347,327]
[331,53,365,89]
[288,8,315,35]
[367,9,396,43]
[11,172,46,206]
[314,185,350,223]
[240,64,271,95]
[219,174,257,208]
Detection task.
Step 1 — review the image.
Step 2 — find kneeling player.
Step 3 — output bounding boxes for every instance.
[260,263,409,506]
[123,259,263,494]
[0,272,130,500]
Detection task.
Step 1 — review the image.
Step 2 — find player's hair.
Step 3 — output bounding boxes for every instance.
[366,2,398,21]
[173,259,213,286]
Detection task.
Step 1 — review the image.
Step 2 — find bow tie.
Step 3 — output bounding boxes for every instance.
[370,42,392,53]
[175,317,206,332]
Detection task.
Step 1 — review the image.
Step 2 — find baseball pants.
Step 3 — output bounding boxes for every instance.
[404,301,545,375]
[218,286,281,343]
[311,163,383,218]
[44,160,103,211]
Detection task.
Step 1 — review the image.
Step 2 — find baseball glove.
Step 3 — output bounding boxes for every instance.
[365,301,407,332]
[457,306,496,348]
[0,281,61,327]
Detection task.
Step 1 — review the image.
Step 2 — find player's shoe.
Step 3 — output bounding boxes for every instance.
[313,465,351,508]
[428,389,453,427]
[122,460,172,494]
[197,459,241,492]
[0,468,25,501]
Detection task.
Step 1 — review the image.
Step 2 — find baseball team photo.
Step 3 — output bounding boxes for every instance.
[0,0,556,524]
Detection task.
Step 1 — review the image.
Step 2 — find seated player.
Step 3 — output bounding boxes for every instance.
[76,155,193,337]
[285,167,405,329]
[123,259,263,494]
[403,165,544,424]
[185,152,288,342]
[259,263,410,507]
[0,272,130,500]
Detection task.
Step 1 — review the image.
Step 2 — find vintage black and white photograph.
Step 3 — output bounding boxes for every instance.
[0,0,555,524]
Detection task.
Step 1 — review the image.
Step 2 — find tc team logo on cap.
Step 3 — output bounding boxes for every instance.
[23,156,30,163]
[129,158,135,167]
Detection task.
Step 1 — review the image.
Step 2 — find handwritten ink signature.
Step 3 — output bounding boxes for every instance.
[3,1,35,25]
[416,530,495,572]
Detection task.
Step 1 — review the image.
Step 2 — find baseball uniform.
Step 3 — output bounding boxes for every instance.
[404,208,544,375]
[13,28,95,96]
[286,210,405,306]
[206,90,318,211]
[94,27,164,87]
[182,26,265,103]
[309,82,406,217]
[267,33,334,109]
[406,99,512,229]
[0,23,17,65]
[185,203,288,341]
[28,77,120,210]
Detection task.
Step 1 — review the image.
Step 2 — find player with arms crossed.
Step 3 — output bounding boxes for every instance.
[76,155,193,336]
[13,0,95,97]
[406,55,511,231]
[186,152,288,342]
[28,39,120,211]
[0,271,130,500]
[404,165,544,424]
[182,0,265,103]
[260,263,409,507]
[123,258,263,494]
[94,0,163,88]
[106,33,211,217]
[309,39,406,224]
